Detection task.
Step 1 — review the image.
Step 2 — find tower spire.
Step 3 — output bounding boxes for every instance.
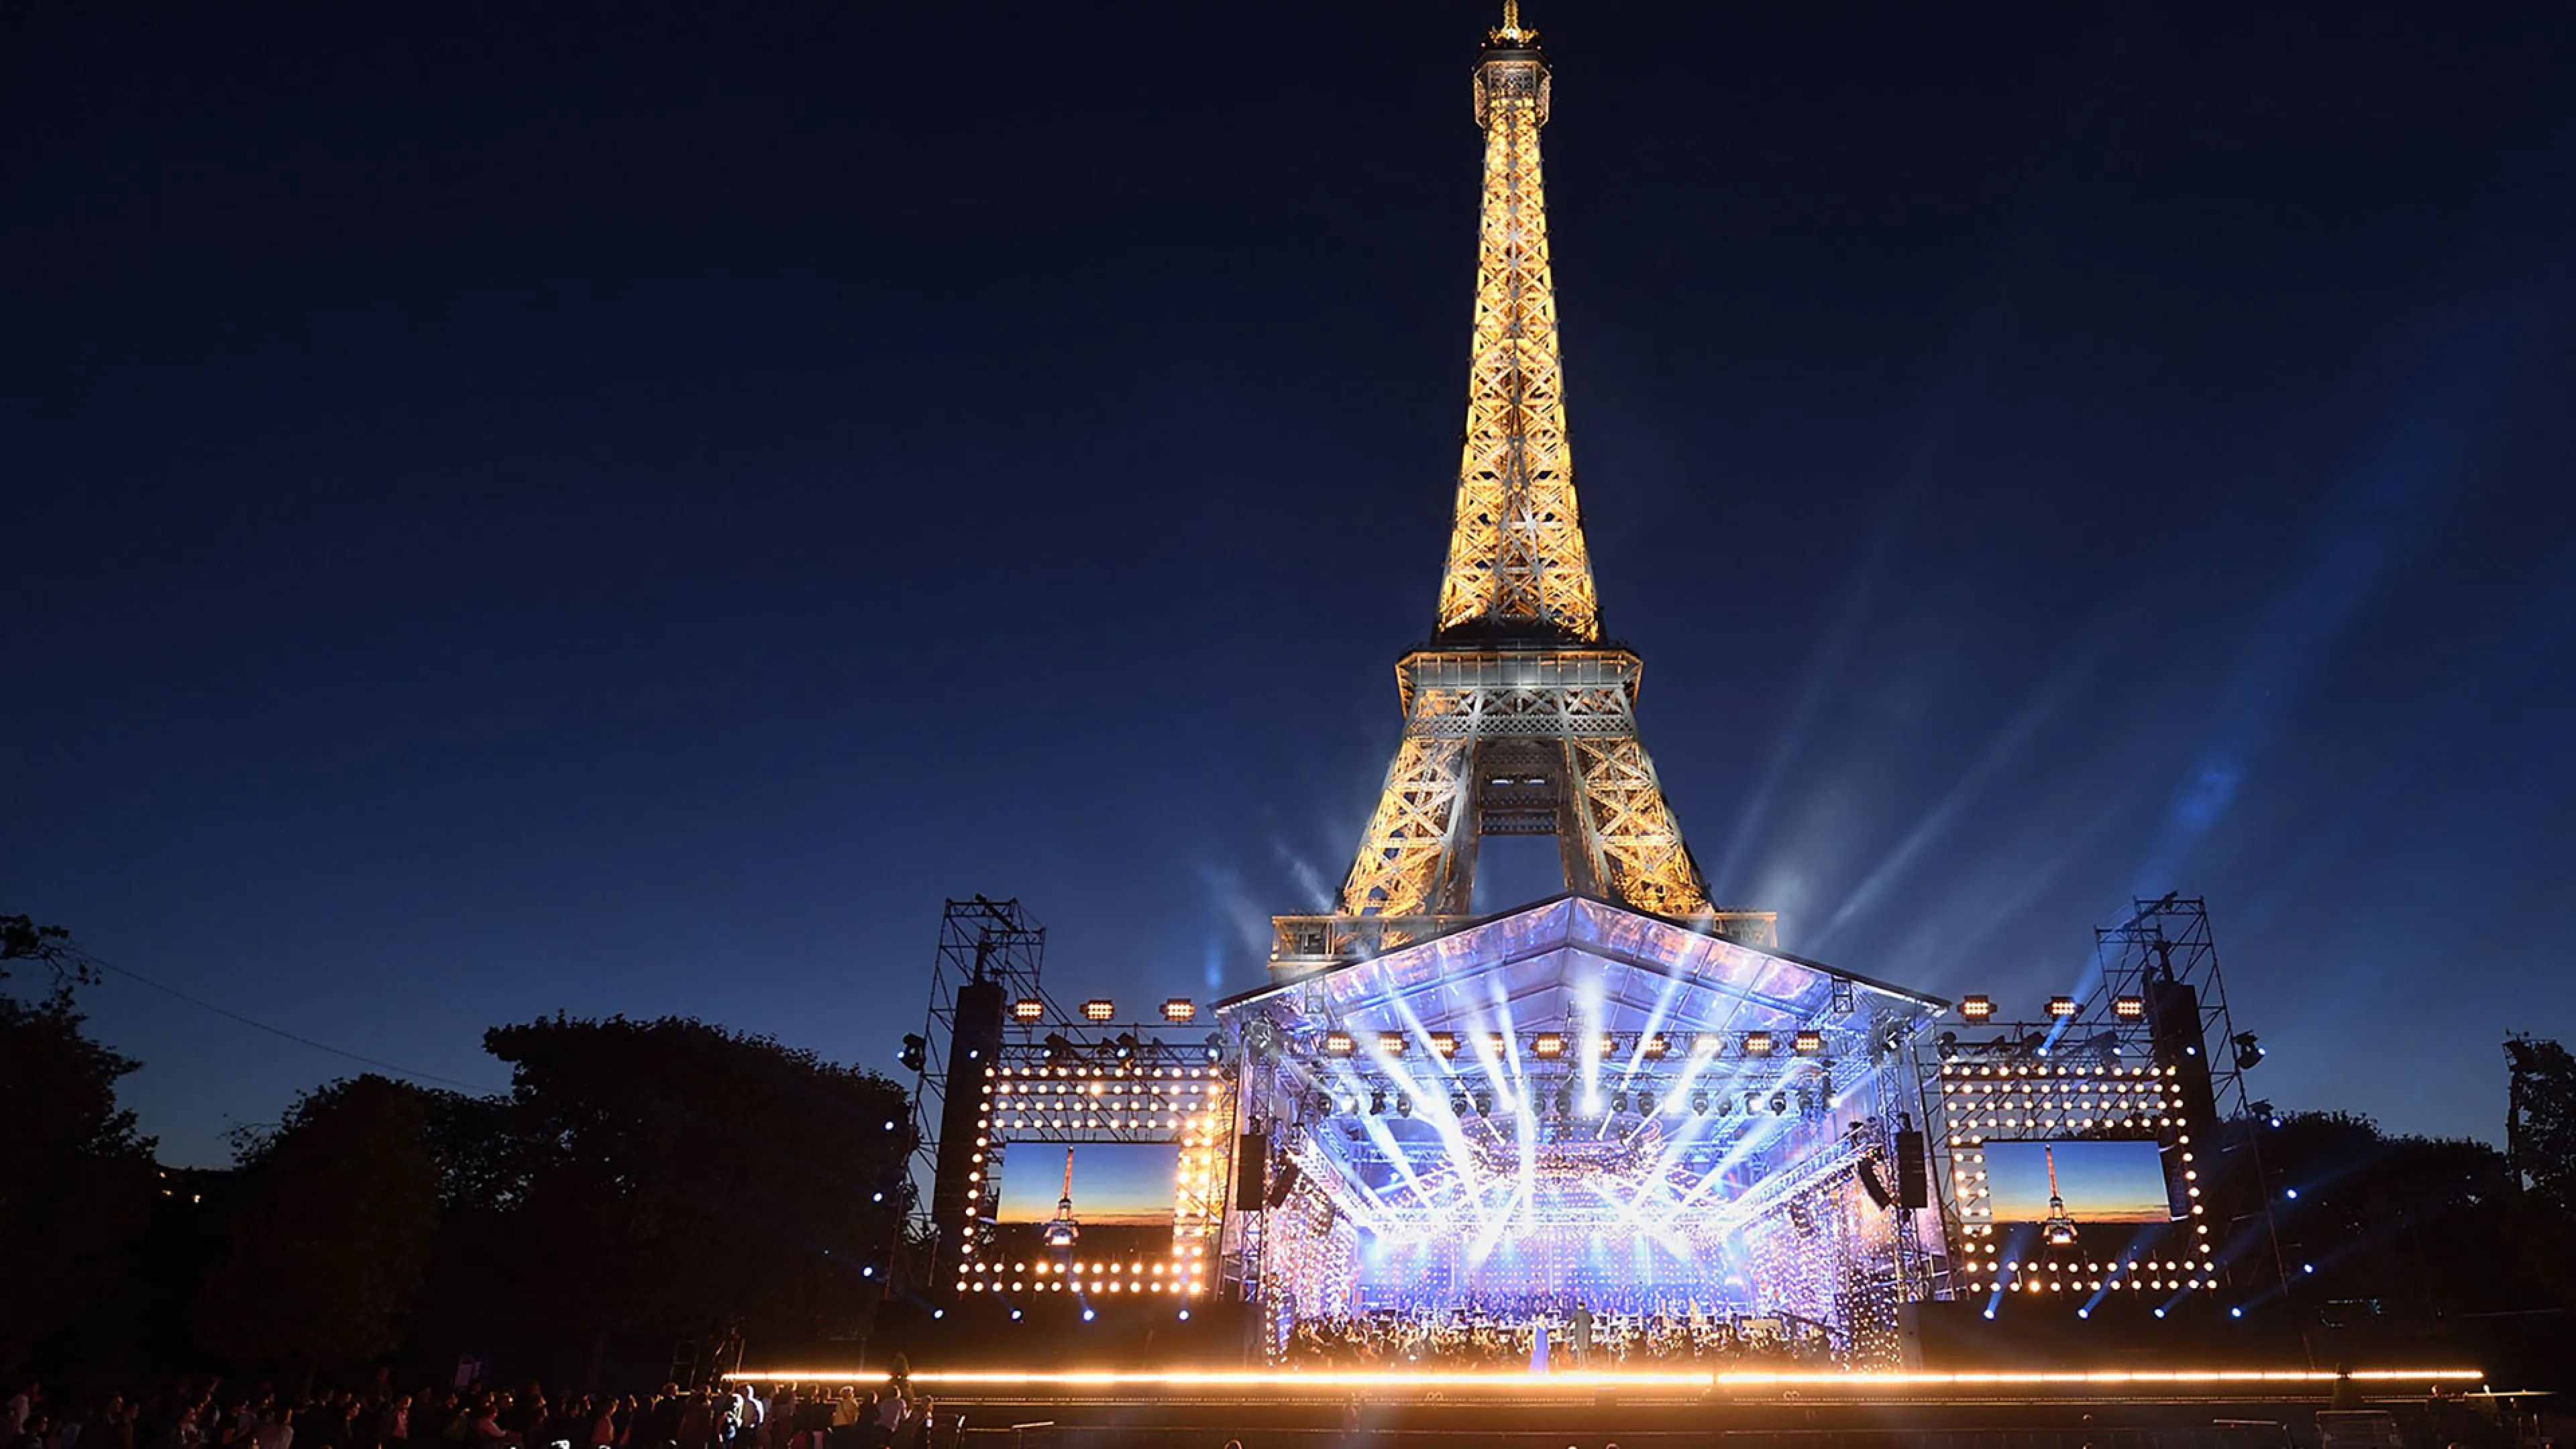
[1438,2,1597,643]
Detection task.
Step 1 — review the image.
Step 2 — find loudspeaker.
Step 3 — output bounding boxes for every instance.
[1857,1159,1892,1210]
[1234,1128,1269,1212]
[1894,1128,1929,1210]
[930,978,1006,1284]
[1265,1157,1303,1210]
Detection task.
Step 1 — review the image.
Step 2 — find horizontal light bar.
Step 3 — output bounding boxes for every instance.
[728,1368,2483,1391]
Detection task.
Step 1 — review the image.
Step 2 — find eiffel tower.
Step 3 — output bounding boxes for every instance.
[1271,4,1774,975]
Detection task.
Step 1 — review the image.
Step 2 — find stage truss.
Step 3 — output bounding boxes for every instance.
[951,1018,1238,1305]
[1907,896,2271,1313]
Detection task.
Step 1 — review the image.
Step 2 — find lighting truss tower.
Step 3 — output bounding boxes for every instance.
[2090,895,2254,1123]
[907,897,1049,1278]
[1272,3,1772,976]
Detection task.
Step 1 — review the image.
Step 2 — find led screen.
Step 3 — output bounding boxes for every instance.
[1982,1139,2173,1223]
[995,1142,1178,1227]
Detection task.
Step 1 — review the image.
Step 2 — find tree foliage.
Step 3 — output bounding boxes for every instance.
[474,1014,917,1344]
[198,1075,441,1374]
[0,985,158,1373]
[2508,1035,2576,1206]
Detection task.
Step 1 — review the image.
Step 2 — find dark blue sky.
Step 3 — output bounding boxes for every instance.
[6,2,2571,1165]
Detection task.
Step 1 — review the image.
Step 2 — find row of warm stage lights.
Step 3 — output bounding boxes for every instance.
[1939,1064,2182,1145]
[1317,1028,1833,1061]
[1939,1065,2179,1136]
[959,1252,1210,1298]
[1957,994,2145,1023]
[986,1063,1225,1133]
[1015,997,1205,1024]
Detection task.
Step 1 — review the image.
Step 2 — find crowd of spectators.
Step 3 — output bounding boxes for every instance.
[1,1375,947,1449]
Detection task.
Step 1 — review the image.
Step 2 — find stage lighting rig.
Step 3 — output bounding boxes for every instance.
[1642,1032,1670,1058]
[900,1034,928,1073]
[1743,1032,1775,1055]
[2047,996,2079,1018]
[1162,998,1196,1022]
[2233,1032,2266,1070]
[1083,999,1116,1022]
[1960,994,1994,1021]
[1532,1032,1565,1058]
[2113,995,2145,1020]
[1323,1031,1356,1057]
[1429,1032,1458,1058]
[1792,1030,1825,1055]
[1377,1032,1406,1057]
[1012,998,1046,1022]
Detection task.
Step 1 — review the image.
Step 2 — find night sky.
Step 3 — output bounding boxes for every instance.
[7,3,2572,1166]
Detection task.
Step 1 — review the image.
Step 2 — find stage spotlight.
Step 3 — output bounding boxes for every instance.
[1042,1032,1073,1061]
[1083,1000,1116,1022]
[1555,1083,1574,1117]
[1610,1091,1629,1115]
[2153,1307,2167,1319]
[1982,1307,1996,1320]
[1743,1032,1775,1056]
[1013,998,1046,1022]
[1450,1091,1469,1117]
[2076,1307,2089,1320]
[1369,1089,1387,1116]
[1082,1308,1096,1322]
[1162,998,1195,1023]
[1178,1309,1191,1322]
[2113,996,2145,1020]
[2233,1032,2266,1069]
[899,1034,928,1073]
[1693,1032,1722,1056]
[1323,1031,1356,1057]
[1769,1092,1788,1116]
[2047,996,2078,1018]
[1010,1309,1022,1321]
[1429,1032,1459,1059]
[1473,1090,1493,1117]
[1397,1094,1412,1118]
[1203,1032,1224,1063]
[1114,1032,1138,1060]
[1532,1033,1565,1059]
[2230,1306,2244,1320]
[1642,1033,1670,1059]
[1960,995,1994,1021]
[1377,1032,1407,1057]
[1792,1030,1825,1055]
[1936,1031,1960,1061]
[1690,1091,1708,1115]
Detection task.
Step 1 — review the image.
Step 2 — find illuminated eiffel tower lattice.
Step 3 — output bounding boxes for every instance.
[1271,5,1773,975]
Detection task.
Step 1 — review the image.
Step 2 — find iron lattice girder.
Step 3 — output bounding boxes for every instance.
[1437,42,1597,643]
[1332,646,1715,925]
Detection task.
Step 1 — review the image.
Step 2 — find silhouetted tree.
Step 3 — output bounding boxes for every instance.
[2508,1036,2576,1206]
[0,963,156,1373]
[476,1015,916,1368]
[198,1074,440,1384]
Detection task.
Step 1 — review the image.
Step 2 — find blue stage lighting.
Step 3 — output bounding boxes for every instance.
[2076,1308,2089,1320]
[2302,1263,2315,1275]
[1082,1308,1096,1322]
[2154,1307,2167,1319]
[1981,1307,1996,1320]
[1178,1309,1191,1322]
[2230,1306,2244,1319]
[2285,1187,2300,1199]
[1010,1309,1023,1321]
[932,1309,945,1320]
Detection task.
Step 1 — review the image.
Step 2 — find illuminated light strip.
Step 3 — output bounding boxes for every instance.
[727,1368,2483,1391]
